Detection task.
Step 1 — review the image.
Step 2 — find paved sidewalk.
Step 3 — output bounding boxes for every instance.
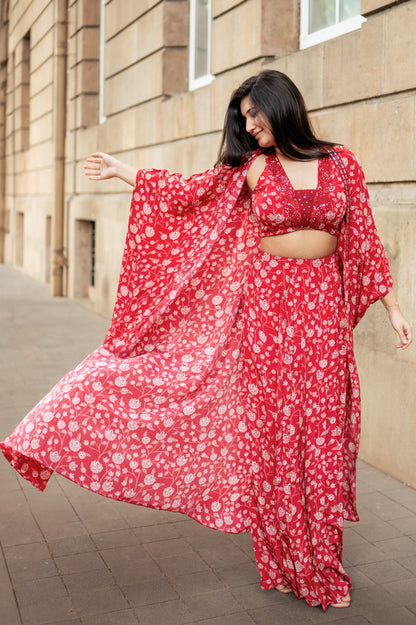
[1,264,416,625]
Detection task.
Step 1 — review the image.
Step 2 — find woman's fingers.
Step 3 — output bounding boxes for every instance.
[84,155,105,179]
[83,152,117,181]
[395,321,412,350]
[389,310,413,350]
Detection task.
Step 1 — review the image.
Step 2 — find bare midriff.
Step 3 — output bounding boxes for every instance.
[259,230,338,259]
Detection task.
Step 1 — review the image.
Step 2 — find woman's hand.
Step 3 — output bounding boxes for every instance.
[84,152,119,180]
[84,152,137,186]
[381,289,412,350]
[387,307,413,350]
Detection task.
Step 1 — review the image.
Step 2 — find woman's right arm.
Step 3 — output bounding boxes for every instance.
[84,152,136,187]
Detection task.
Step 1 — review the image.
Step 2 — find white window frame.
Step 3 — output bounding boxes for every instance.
[189,0,214,91]
[99,0,106,123]
[300,0,366,50]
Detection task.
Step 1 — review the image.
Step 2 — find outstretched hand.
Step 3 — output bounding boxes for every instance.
[84,152,136,187]
[388,309,413,350]
[84,152,119,181]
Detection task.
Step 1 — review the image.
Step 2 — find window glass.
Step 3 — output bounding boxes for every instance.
[194,0,210,79]
[189,0,213,90]
[340,0,361,21]
[309,0,336,33]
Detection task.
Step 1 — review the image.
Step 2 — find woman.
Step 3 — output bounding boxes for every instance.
[1,71,412,611]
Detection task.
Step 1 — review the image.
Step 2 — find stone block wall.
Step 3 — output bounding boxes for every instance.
[0,0,415,487]
[2,0,54,280]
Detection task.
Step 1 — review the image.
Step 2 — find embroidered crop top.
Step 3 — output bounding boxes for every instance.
[250,151,347,238]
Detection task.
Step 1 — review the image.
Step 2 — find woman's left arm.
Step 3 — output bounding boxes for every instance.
[381,289,413,350]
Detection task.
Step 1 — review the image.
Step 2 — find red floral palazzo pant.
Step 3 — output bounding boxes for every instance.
[242,250,352,610]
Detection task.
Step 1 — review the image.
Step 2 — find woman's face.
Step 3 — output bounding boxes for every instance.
[240,96,276,148]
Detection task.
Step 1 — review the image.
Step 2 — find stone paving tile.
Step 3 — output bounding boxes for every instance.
[358,491,412,521]
[174,519,238,549]
[351,506,384,525]
[383,487,416,514]
[390,515,416,535]
[353,519,403,542]
[356,460,407,487]
[318,618,371,625]
[144,537,195,560]
[13,574,68,605]
[122,578,178,606]
[69,585,130,617]
[198,613,257,625]
[346,566,376,589]
[90,528,139,550]
[247,600,315,625]
[54,550,107,575]
[184,588,242,620]
[133,598,195,625]
[156,551,211,578]
[32,519,89,543]
[4,542,58,582]
[214,561,261,587]
[19,596,75,625]
[48,534,96,558]
[381,577,416,605]
[357,559,415,584]
[198,543,252,569]
[0,487,44,547]
[170,570,225,598]
[374,535,416,558]
[100,544,163,585]
[68,497,129,534]
[346,585,400,611]
[230,584,285,611]
[0,507,44,547]
[62,567,116,594]
[343,537,390,566]
[364,607,416,625]
[81,610,139,625]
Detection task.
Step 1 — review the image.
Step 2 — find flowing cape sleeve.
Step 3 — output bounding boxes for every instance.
[104,161,260,357]
[0,157,261,532]
[337,148,393,328]
[336,148,393,521]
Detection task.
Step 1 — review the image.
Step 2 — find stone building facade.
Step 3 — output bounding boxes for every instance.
[0,0,415,486]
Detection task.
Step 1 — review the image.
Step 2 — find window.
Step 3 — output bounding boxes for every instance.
[300,0,366,49]
[189,0,213,90]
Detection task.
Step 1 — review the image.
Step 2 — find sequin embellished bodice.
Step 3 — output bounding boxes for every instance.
[251,152,347,237]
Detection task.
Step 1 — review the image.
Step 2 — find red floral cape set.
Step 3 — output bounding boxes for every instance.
[0,147,392,528]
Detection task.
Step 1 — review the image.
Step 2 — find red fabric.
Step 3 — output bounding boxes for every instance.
[244,251,351,608]
[0,147,392,608]
[252,152,345,237]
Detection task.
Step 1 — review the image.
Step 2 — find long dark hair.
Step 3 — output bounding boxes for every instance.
[217,70,336,166]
